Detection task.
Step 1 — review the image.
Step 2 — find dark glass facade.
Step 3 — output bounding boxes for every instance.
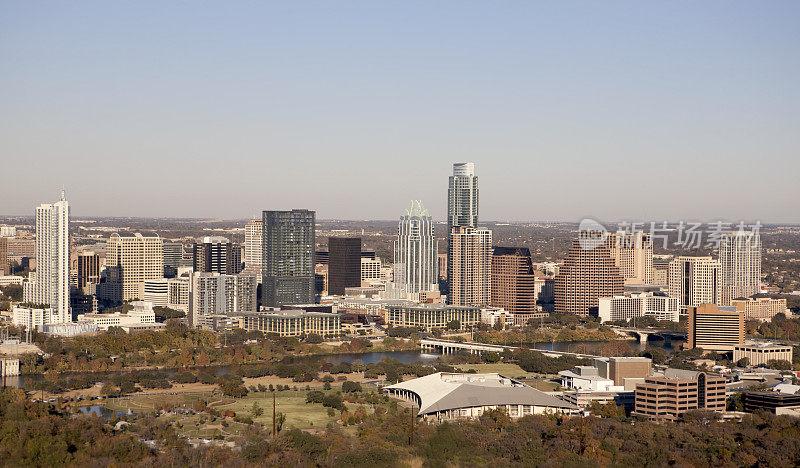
[328,237,361,295]
[262,210,316,307]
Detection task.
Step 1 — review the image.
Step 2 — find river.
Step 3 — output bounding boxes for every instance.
[4,337,682,389]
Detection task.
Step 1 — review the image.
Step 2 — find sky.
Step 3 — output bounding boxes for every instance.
[2,2,799,223]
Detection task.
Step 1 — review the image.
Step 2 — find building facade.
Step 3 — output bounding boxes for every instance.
[687,304,744,351]
[0,237,7,275]
[668,256,721,314]
[448,226,491,306]
[633,370,726,421]
[262,210,316,307]
[23,191,70,324]
[104,232,164,302]
[238,310,341,337]
[554,234,624,317]
[76,251,100,294]
[733,343,793,367]
[193,236,242,275]
[191,272,257,326]
[394,200,439,298]
[387,304,481,330]
[731,297,788,321]
[598,292,680,323]
[244,218,263,272]
[719,230,761,306]
[77,301,156,331]
[605,231,653,285]
[328,237,362,295]
[490,247,536,314]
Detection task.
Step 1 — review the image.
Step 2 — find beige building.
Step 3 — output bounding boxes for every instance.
[732,297,788,321]
[668,256,721,314]
[360,257,382,286]
[605,231,653,285]
[687,304,744,351]
[105,232,164,301]
[733,343,792,367]
[719,230,761,306]
[387,304,481,330]
[238,310,341,337]
[634,369,726,421]
[598,292,680,323]
[447,226,491,306]
[554,234,624,317]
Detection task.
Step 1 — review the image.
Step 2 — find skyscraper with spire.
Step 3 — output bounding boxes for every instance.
[23,190,71,324]
[393,200,438,298]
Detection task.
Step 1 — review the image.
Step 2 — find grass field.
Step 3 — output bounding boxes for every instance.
[216,390,339,430]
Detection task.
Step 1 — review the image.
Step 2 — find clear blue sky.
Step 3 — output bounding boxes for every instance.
[2,1,798,223]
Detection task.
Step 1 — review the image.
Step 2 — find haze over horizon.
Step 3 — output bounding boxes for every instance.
[2,2,799,222]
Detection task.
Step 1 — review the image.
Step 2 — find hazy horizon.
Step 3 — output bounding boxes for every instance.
[3,2,799,222]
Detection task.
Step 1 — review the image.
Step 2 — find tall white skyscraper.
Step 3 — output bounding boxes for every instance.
[719,229,761,305]
[244,218,263,274]
[23,190,70,324]
[447,162,478,228]
[393,200,438,298]
[668,256,721,314]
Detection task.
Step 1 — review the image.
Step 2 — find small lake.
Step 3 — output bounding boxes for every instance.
[79,405,132,420]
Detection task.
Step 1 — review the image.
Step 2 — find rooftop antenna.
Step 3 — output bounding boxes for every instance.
[60,186,66,201]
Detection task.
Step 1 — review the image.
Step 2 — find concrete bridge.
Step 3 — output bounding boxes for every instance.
[612,327,687,343]
[419,338,603,360]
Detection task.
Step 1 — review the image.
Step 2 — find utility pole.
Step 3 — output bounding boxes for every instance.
[272,391,276,437]
[410,403,415,447]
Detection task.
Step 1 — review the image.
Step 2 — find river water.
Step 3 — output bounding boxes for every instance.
[4,337,682,389]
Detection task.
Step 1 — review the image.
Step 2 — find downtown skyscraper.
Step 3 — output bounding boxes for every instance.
[446,163,491,306]
[262,209,316,307]
[719,229,761,305]
[393,200,438,299]
[23,190,70,324]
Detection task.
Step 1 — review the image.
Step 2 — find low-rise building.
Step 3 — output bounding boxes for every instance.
[633,369,726,421]
[43,321,98,337]
[743,390,800,414]
[733,343,793,367]
[0,275,24,287]
[77,301,156,331]
[238,310,342,337]
[386,304,481,330]
[0,356,20,376]
[559,366,621,392]
[385,372,578,421]
[12,306,57,331]
[479,307,514,329]
[598,292,679,323]
[731,297,788,321]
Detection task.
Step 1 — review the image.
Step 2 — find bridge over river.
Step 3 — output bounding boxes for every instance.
[419,337,605,360]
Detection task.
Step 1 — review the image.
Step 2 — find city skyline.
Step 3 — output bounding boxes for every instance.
[2,2,799,222]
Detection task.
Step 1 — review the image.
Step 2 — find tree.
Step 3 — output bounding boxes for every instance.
[305,333,323,344]
[342,381,362,393]
[251,401,264,418]
[446,320,461,331]
[736,357,750,368]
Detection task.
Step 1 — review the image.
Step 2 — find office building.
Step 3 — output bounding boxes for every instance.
[385,373,577,421]
[605,231,653,285]
[386,304,481,330]
[652,259,670,286]
[491,247,536,314]
[22,191,70,324]
[633,369,726,421]
[719,230,761,306]
[0,226,16,237]
[168,276,190,312]
[394,200,439,298]
[598,292,680,323]
[162,242,184,270]
[143,279,170,307]
[687,304,744,351]
[244,218,263,273]
[193,236,242,275]
[238,309,341,337]
[554,234,624,317]
[76,251,100,294]
[361,257,382,286]
[731,297,788,321]
[7,237,35,259]
[12,306,56,330]
[479,306,514,329]
[668,256,721,314]
[743,391,800,414]
[733,343,793,367]
[447,163,480,303]
[447,227,491,306]
[328,237,362,295]
[262,210,316,307]
[104,232,164,302]
[77,301,156,331]
[191,272,257,326]
[0,237,7,275]
[534,275,555,303]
